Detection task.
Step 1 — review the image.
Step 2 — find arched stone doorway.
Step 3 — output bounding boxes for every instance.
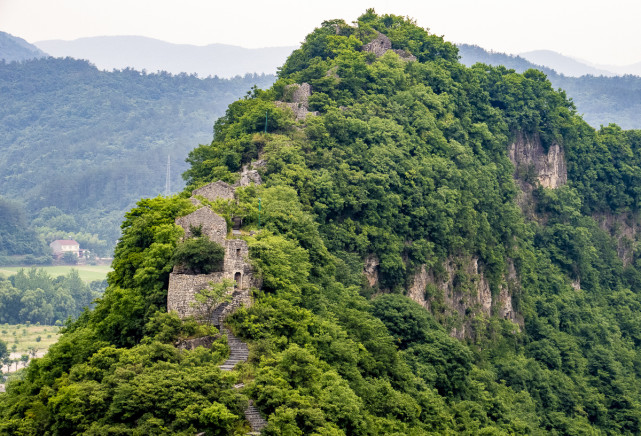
[234,272,242,289]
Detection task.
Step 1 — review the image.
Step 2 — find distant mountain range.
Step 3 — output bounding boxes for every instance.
[0,31,46,62]
[35,36,296,78]
[518,50,617,77]
[508,49,641,78]
[29,34,641,79]
[457,45,641,78]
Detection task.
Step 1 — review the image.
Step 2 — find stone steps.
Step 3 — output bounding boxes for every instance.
[211,290,246,327]
[215,298,267,433]
[219,327,250,371]
[245,402,268,433]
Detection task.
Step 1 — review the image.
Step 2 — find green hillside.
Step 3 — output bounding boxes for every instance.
[3,11,641,434]
[459,43,641,129]
[0,58,275,254]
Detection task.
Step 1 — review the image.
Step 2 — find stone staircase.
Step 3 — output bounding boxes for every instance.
[211,290,247,327]
[219,327,249,371]
[217,325,268,433]
[245,401,268,434]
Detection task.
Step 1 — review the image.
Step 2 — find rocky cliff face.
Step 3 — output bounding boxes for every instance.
[407,257,520,339]
[363,255,380,287]
[593,211,640,267]
[508,132,567,189]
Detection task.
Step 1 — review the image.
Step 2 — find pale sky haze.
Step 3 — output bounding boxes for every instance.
[1,0,640,66]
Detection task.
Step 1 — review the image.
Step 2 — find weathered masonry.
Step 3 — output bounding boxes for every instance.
[167,173,262,322]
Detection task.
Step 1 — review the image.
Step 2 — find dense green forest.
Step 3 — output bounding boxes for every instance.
[0,268,104,325]
[0,57,275,255]
[4,10,641,434]
[0,197,50,262]
[459,43,641,129]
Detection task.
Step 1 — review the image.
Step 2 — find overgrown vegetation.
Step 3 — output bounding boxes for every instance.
[172,237,225,274]
[2,10,641,434]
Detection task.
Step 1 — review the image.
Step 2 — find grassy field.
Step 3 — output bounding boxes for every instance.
[0,324,61,358]
[0,265,112,283]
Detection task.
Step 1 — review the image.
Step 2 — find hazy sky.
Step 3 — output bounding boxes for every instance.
[1,0,640,66]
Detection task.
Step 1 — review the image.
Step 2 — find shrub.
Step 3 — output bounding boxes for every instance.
[171,237,225,274]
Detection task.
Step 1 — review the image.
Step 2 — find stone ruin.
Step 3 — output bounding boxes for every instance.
[167,177,263,324]
[190,165,264,207]
[192,180,235,202]
[362,31,417,61]
[363,31,392,57]
[175,207,227,245]
[275,82,320,121]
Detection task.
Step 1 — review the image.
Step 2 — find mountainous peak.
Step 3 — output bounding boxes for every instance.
[278,11,457,80]
[0,31,47,62]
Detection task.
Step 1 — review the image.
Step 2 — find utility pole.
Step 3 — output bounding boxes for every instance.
[164,155,171,196]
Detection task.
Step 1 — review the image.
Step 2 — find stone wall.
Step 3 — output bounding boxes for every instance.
[223,239,254,289]
[175,207,227,245]
[168,185,258,320]
[167,272,226,318]
[276,82,319,121]
[192,180,235,202]
[363,31,392,57]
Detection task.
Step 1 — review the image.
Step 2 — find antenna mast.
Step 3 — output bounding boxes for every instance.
[164,155,171,196]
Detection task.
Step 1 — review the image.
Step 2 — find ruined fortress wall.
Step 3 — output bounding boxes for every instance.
[167,272,226,318]
[169,180,260,321]
[224,239,253,289]
[176,207,227,245]
[192,180,235,202]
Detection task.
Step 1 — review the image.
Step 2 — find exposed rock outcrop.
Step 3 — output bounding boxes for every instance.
[175,335,216,351]
[407,256,520,339]
[593,211,640,266]
[363,255,380,287]
[238,163,262,187]
[508,132,567,189]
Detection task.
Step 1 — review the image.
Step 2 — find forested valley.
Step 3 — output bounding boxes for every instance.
[4,10,641,434]
[0,57,275,258]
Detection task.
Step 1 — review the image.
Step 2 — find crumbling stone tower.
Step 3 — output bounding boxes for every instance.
[167,177,261,323]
